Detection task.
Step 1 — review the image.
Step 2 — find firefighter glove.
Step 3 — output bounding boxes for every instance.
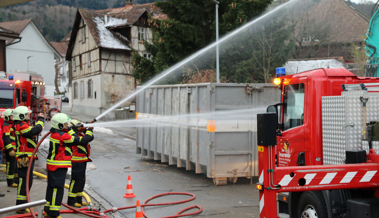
[8,150,15,157]
[17,155,29,168]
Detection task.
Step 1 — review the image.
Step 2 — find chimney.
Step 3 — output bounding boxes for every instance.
[126,0,132,6]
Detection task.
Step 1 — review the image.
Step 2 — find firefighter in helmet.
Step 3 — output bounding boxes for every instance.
[2,109,18,187]
[13,106,44,213]
[67,119,93,207]
[44,113,93,218]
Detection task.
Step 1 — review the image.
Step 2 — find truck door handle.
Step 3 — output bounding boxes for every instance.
[343,123,354,128]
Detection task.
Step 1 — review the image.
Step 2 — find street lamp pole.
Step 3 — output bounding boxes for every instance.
[27,56,33,72]
[211,0,220,83]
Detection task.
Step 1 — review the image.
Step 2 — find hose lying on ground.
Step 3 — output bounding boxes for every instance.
[2,130,202,218]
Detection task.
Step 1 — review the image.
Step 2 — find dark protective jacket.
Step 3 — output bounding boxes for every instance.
[3,120,15,152]
[70,130,93,163]
[0,119,3,150]
[47,128,93,171]
[14,117,44,160]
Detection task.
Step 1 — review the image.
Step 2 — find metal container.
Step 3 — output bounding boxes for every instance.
[136,83,280,184]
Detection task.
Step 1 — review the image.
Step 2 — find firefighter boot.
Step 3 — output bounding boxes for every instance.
[16,208,30,214]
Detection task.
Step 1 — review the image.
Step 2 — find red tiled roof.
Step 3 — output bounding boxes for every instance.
[0,19,31,34]
[50,41,68,57]
[296,0,369,44]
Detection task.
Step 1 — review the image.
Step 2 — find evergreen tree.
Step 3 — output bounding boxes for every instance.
[132,0,274,83]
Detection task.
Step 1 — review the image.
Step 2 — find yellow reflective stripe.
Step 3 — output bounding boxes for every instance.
[86,131,93,136]
[17,195,27,200]
[52,188,57,207]
[77,145,87,154]
[65,147,73,155]
[51,141,57,160]
[5,132,10,136]
[68,130,75,135]
[15,152,37,157]
[71,156,89,161]
[26,138,37,147]
[45,201,50,207]
[68,180,76,197]
[20,126,32,134]
[5,144,13,150]
[10,136,15,140]
[36,121,44,127]
[50,138,60,143]
[18,178,22,196]
[47,160,72,166]
[7,175,15,179]
[77,192,83,197]
[64,136,75,143]
[50,206,60,211]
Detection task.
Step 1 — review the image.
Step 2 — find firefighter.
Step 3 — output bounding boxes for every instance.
[0,112,4,197]
[13,106,44,213]
[44,113,93,218]
[67,119,93,207]
[2,109,18,187]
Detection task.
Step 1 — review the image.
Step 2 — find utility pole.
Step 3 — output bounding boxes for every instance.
[210,0,220,83]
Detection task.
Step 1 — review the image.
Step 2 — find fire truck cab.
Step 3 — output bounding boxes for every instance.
[260,68,379,218]
[0,71,45,122]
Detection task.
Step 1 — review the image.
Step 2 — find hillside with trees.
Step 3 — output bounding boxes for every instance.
[0,0,157,41]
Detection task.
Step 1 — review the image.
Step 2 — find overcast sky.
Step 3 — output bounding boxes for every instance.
[350,0,376,3]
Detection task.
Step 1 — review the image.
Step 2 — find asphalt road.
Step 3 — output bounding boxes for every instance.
[86,129,260,218]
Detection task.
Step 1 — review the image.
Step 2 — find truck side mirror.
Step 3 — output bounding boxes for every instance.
[267,105,277,114]
[22,91,27,102]
[267,103,284,133]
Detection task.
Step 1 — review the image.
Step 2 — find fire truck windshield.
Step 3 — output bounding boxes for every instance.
[283,83,304,130]
[0,89,14,108]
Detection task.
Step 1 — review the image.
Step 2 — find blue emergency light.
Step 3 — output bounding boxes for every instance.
[276,67,286,77]
[9,75,13,80]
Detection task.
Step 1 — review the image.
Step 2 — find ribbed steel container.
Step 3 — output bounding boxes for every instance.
[136,83,280,184]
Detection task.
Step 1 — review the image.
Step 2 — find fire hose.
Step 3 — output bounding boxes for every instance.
[6,128,202,218]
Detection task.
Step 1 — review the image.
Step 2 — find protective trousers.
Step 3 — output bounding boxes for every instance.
[44,168,67,217]
[68,162,87,205]
[6,153,17,186]
[16,160,34,205]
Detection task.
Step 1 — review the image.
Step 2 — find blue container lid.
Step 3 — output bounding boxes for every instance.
[276,67,286,77]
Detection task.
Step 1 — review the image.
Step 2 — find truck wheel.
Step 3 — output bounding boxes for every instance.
[298,191,328,218]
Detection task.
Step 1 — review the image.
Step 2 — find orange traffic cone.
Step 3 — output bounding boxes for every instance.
[135,200,143,218]
[123,175,136,198]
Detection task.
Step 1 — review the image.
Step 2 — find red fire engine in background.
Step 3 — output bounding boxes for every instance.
[0,71,60,124]
[257,68,379,218]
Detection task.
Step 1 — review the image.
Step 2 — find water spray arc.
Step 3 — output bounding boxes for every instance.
[95,0,297,121]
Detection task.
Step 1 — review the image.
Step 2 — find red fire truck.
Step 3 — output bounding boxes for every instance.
[0,71,60,124]
[257,68,379,218]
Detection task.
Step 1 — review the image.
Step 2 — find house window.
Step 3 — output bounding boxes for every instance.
[74,82,78,99]
[87,53,91,67]
[80,81,84,99]
[143,52,152,60]
[88,79,93,98]
[82,27,86,43]
[79,55,82,70]
[138,27,146,42]
[72,58,76,72]
[303,35,312,43]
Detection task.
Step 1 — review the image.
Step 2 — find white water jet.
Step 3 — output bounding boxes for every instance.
[86,107,266,128]
[95,0,302,120]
